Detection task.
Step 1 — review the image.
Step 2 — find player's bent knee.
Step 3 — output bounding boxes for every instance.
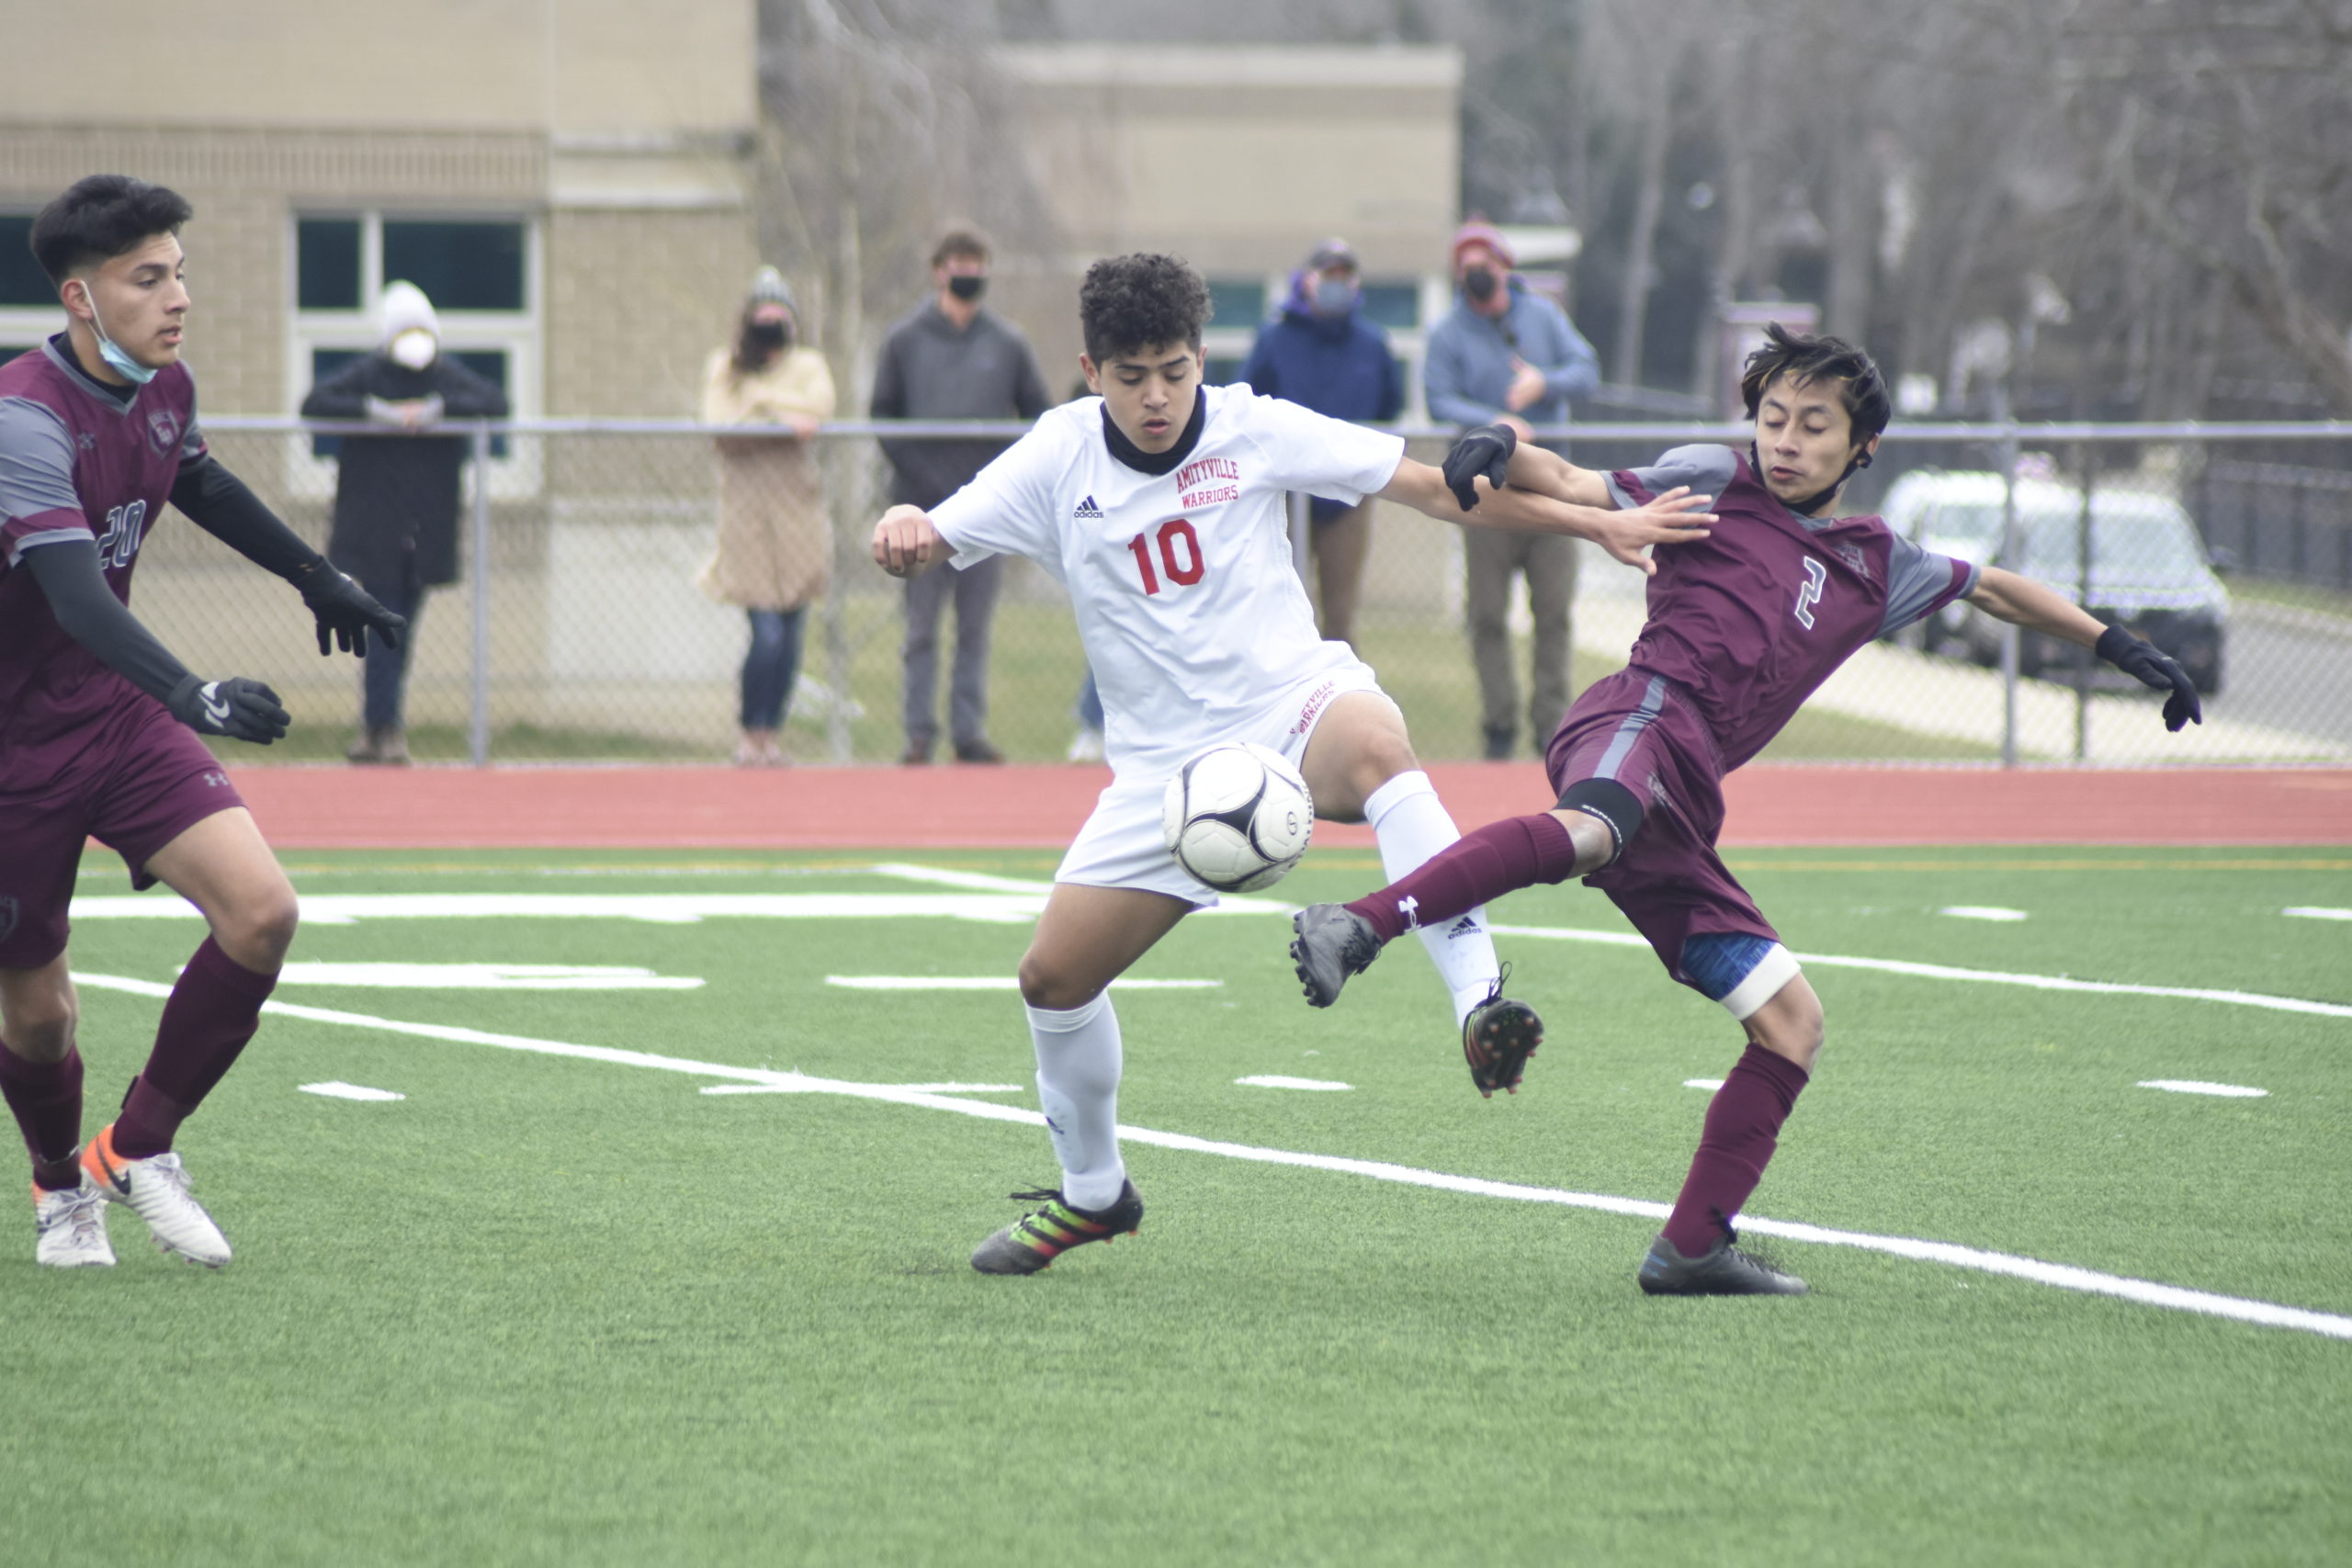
[1015,953,1101,1013]
[217,886,300,972]
[0,965,79,1061]
[1555,777,1644,865]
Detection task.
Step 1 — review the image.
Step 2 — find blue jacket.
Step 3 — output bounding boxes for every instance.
[1422,276,1600,434]
[1239,276,1404,520]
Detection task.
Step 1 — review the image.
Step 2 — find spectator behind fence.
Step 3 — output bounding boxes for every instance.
[872,227,1051,764]
[1423,220,1600,759]
[695,266,837,767]
[1238,237,1404,650]
[301,280,507,764]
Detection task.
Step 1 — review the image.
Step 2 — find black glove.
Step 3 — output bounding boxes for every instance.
[299,563,405,658]
[2096,626,2202,732]
[166,674,289,745]
[1442,422,1518,511]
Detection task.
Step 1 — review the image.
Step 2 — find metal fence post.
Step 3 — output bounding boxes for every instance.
[2075,445,2095,762]
[469,420,492,768]
[1996,414,2021,769]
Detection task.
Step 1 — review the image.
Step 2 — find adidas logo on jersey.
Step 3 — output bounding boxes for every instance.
[1073,495,1104,519]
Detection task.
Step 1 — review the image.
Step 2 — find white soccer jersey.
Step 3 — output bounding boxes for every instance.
[930,383,1405,778]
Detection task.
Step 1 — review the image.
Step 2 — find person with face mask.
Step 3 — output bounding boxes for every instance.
[1237,239,1405,651]
[870,227,1052,764]
[1423,219,1602,760]
[695,266,837,766]
[301,279,509,763]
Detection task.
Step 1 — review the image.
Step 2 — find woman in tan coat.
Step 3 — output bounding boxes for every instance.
[697,266,837,764]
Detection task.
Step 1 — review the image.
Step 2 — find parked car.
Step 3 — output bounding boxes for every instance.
[1874,468,2229,693]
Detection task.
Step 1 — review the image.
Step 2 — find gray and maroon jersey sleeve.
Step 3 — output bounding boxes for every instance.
[1878,533,1978,636]
[0,397,92,565]
[1605,444,1740,510]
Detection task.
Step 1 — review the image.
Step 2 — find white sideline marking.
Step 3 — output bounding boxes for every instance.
[1486,923,2352,1021]
[1684,1078,1725,1091]
[62,891,2352,1021]
[69,970,2351,1343]
[1235,1076,1352,1091]
[2286,907,2352,922]
[2140,1079,2269,1099]
[277,963,702,991]
[299,1081,405,1101]
[701,1081,1024,1097]
[826,976,1222,992]
[1939,906,2029,921]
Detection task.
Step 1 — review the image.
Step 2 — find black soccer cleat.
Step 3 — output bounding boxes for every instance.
[1462,980,1544,1099]
[970,1182,1144,1275]
[1637,1230,1809,1296]
[1290,904,1385,1007]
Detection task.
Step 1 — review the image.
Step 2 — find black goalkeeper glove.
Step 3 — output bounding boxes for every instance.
[298,562,405,658]
[2096,626,2203,732]
[1442,422,1518,511]
[166,674,290,745]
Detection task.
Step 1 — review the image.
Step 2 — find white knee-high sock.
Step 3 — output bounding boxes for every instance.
[1027,992,1127,1211]
[1363,769,1503,1024]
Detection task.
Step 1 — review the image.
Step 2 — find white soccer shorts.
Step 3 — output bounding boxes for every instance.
[1055,660,1385,905]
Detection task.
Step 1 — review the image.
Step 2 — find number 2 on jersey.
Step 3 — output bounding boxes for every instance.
[1127,518,1204,596]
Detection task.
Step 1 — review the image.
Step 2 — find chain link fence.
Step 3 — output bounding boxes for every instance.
[156,416,2352,769]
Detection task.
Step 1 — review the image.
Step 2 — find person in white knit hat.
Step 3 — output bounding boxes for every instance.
[301,279,508,763]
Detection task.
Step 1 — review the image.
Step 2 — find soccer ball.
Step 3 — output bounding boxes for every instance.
[1160,742,1315,893]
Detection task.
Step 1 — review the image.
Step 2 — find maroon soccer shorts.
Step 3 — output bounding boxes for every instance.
[0,696,246,970]
[1544,667,1780,989]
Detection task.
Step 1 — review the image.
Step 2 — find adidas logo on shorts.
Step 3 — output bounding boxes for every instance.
[1073,495,1104,519]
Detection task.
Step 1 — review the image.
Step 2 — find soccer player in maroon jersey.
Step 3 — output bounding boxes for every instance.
[0,175,403,1268]
[1291,324,2204,1296]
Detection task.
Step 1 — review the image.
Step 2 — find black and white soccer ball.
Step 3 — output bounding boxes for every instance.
[1160,742,1315,893]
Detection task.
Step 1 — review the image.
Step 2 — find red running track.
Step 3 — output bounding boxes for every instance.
[226,762,2352,850]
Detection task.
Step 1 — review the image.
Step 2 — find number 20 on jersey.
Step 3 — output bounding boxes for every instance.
[1127,518,1204,595]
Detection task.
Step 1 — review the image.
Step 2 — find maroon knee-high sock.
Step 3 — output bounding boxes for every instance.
[112,937,278,1160]
[0,1040,85,1191]
[1661,1043,1810,1257]
[1344,812,1580,942]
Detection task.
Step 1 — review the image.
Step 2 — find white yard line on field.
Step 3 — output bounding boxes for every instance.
[68,891,2352,1020]
[71,971,2352,1343]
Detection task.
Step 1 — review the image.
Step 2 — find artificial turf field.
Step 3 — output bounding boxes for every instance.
[6,843,2350,1566]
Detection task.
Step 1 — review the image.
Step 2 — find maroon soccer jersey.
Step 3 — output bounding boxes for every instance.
[1606,446,1975,770]
[0,335,206,757]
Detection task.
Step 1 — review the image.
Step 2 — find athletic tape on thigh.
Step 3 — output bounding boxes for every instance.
[1555,777,1644,863]
[1719,943,1802,1021]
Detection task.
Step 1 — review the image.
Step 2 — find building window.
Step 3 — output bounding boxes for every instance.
[0,213,59,365]
[1360,281,1419,331]
[287,211,539,497]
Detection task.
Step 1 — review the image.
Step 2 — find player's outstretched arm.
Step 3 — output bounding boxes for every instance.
[871,503,956,578]
[1966,565,2201,730]
[169,455,405,657]
[1377,456,1712,575]
[20,541,288,744]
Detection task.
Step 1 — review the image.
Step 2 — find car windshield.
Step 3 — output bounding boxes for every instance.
[1930,496,2210,589]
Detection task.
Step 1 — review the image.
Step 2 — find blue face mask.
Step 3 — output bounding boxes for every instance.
[79,283,158,386]
[1312,276,1358,316]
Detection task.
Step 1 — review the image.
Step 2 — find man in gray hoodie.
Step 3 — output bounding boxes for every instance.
[872,228,1052,764]
[1423,220,1600,760]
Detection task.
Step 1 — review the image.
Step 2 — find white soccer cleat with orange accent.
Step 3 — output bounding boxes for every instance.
[80,1125,231,1268]
[34,1180,116,1268]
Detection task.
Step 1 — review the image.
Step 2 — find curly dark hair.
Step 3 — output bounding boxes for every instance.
[31,175,194,284]
[1079,253,1211,363]
[1739,322,1890,444]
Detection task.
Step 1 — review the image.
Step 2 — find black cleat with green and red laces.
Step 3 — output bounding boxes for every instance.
[970,1181,1144,1275]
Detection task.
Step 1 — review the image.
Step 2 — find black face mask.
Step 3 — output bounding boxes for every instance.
[1463,266,1499,302]
[947,275,987,302]
[748,321,789,350]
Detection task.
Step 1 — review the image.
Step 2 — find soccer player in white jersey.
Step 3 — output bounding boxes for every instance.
[873,254,1714,1274]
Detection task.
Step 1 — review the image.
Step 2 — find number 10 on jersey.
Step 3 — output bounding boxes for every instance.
[1127,518,1204,595]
